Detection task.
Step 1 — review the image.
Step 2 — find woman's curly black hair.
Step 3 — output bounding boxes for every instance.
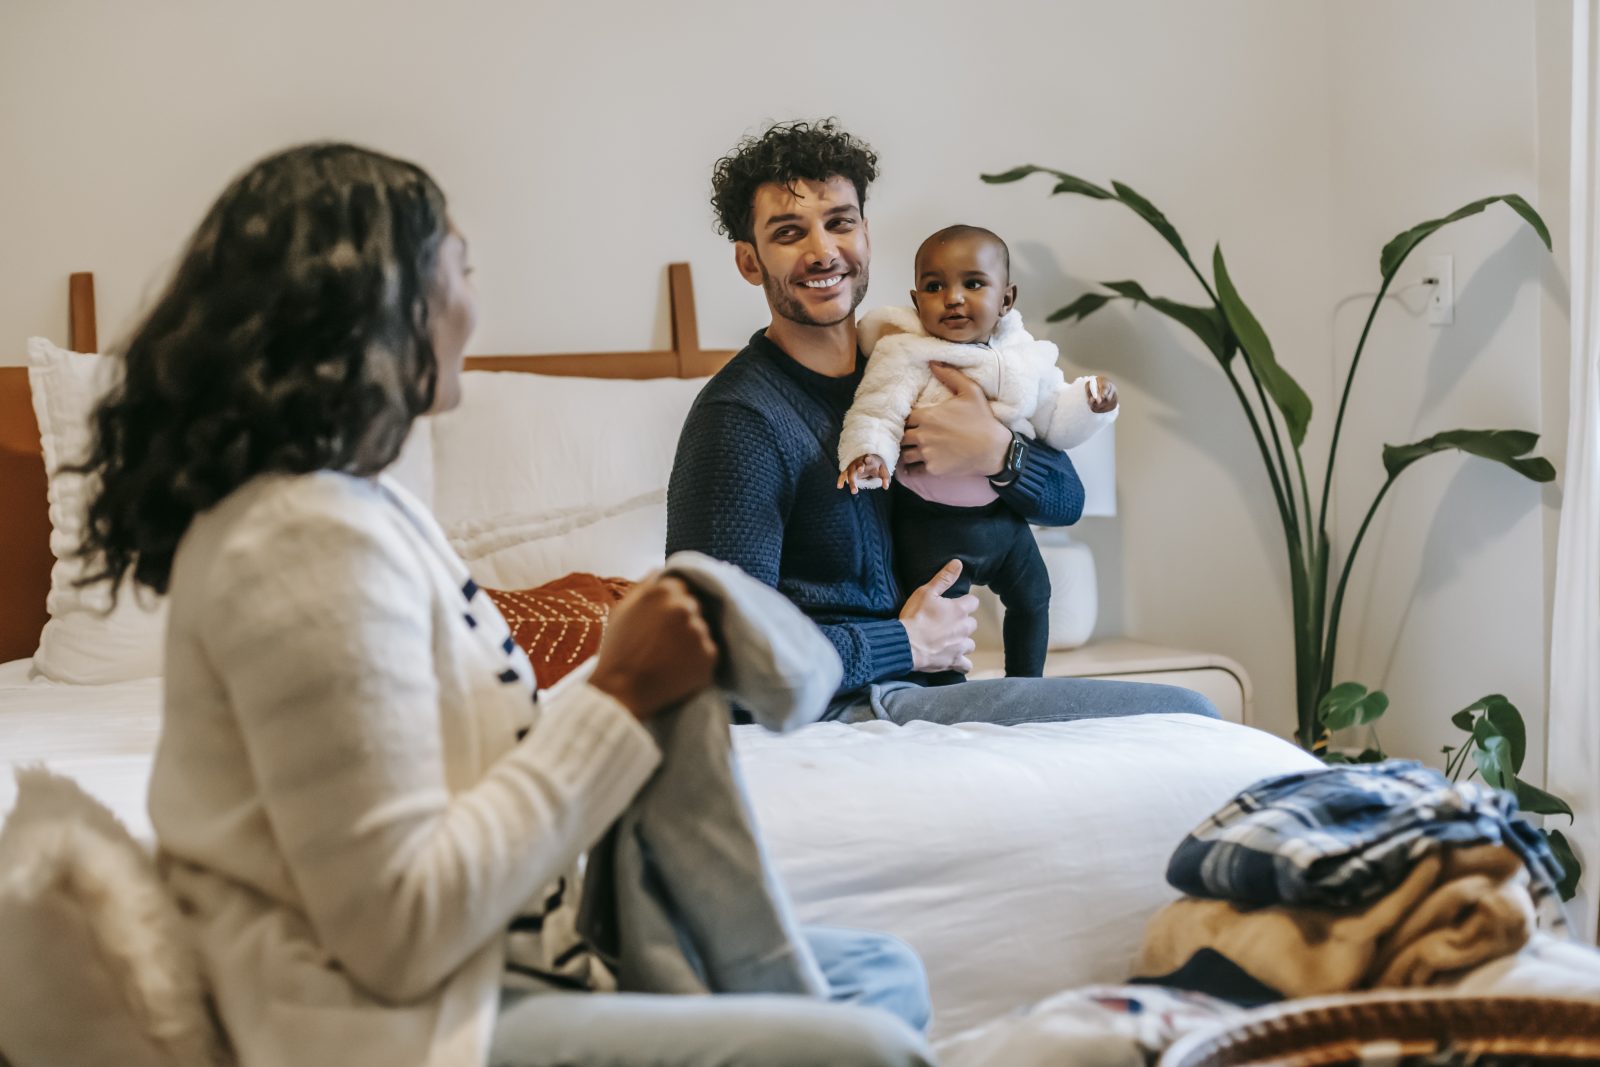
[75,142,449,599]
[710,119,879,243]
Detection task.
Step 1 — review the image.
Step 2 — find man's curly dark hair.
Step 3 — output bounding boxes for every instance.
[74,142,448,599]
[710,119,879,244]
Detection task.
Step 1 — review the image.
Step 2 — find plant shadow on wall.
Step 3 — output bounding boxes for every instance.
[985,166,1579,900]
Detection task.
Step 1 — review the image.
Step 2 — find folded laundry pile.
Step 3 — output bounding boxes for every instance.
[1133,759,1568,1004]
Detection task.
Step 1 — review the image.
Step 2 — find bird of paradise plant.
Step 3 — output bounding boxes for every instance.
[985,167,1579,897]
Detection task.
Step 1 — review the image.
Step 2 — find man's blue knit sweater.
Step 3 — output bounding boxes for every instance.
[666,329,1085,694]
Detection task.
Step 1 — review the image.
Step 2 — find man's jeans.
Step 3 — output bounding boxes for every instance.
[828,675,1221,726]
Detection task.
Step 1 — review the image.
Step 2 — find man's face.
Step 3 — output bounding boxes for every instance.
[911,235,1015,344]
[736,176,871,328]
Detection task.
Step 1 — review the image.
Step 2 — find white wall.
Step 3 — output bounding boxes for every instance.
[0,0,1562,755]
[1325,1,1557,769]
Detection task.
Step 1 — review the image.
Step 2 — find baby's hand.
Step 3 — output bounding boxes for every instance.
[1087,376,1119,414]
[838,455,891,494]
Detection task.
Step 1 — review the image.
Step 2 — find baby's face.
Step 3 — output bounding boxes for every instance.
[911,235,1015,344]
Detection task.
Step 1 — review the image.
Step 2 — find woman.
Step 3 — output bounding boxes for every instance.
[77,143,931,1067]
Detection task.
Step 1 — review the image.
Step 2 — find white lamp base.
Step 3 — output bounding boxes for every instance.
[1034,528,1098,650]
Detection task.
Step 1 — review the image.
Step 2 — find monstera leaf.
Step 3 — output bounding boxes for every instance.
[1548,829,1581,901]
[1517,779,1576,820]
[1318,682,1390,732]
[1453,694,1527,772]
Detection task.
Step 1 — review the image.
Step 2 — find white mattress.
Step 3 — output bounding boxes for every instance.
[740,715,1318,1038]
[0,662,161,842]
[0,662,1318,1040]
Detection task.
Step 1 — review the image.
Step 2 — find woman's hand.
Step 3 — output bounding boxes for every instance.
[590,576,719,721]
[901,364,1011,477]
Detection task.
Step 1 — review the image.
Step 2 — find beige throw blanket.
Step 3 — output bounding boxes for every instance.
[1135,844,1535,997]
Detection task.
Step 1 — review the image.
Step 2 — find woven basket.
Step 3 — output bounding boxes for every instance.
[1159,993,1600,1067]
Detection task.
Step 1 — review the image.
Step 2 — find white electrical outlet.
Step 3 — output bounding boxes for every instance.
[1427,254,1454,326]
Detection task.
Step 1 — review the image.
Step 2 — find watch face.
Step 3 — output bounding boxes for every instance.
[1008,435,1026,473]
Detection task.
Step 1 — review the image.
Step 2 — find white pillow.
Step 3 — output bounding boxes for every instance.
[25,337,436,684]
[430,370,708,588]
[27,337,166,684]
[0,767,225,1067]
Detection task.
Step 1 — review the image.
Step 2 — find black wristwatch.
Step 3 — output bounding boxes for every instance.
[988,430,1027,487]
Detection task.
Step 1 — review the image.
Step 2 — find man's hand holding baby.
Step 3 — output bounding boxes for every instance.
[901,364,1012,478]
[898,559,978,674]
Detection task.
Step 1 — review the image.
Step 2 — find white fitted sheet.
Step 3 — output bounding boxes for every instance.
[0,664,161,842]
[0,668,1317,1040]
[737,715,1318,1038]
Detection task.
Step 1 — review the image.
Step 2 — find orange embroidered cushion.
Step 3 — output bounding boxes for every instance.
[485,574,635,687]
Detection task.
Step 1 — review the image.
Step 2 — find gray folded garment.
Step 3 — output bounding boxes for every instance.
[577,551,844,996]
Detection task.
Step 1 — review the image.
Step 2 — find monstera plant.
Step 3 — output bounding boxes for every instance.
[985,166,1579,896]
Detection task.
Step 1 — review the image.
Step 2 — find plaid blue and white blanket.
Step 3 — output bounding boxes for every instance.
[1167,760,1567,928]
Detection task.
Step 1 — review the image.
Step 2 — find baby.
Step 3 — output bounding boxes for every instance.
[837,225,1118,677]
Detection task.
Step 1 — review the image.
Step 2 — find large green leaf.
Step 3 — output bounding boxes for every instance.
[1213,246,1313,447]
[1472,728,1514,791]
[982,168,1203,273]
[1515,778,1575,821]
[1453,694,1525,772]
[1056,176,1118,200]
[1048,292,1116,323]
[1379,194,1552,281]
[980,166,1115,200]
[1317,682,1389,732]
[1547,829,1581,900]
[1483,696,1527,774]
[1318,683,1368,732]
[1100,280,1233,364]
[1382,430,1556,483]
[1102,281,1155,300]
[1111,181,1192,264]
[980,165,1058,185]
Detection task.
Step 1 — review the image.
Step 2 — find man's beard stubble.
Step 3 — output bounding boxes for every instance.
[759,258,870,328]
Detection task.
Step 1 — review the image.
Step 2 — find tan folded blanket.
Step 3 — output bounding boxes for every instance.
[1135,844,1534,998]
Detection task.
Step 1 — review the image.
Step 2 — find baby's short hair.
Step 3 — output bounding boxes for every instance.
[916,224,1011,281]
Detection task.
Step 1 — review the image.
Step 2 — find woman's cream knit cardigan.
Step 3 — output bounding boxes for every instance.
[148,472,660,1067]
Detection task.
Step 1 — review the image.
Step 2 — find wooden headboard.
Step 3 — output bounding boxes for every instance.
[0,264,735,665]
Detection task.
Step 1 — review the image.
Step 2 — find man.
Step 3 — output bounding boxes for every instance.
[667,119,1216,726]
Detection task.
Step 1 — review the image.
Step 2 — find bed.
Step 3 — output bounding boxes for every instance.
[0,269,1320,1044]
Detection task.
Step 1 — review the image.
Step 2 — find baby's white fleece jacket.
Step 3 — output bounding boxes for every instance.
[838,305,1118,472]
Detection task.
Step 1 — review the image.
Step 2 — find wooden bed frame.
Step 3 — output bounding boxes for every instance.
[0,265,735,664]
